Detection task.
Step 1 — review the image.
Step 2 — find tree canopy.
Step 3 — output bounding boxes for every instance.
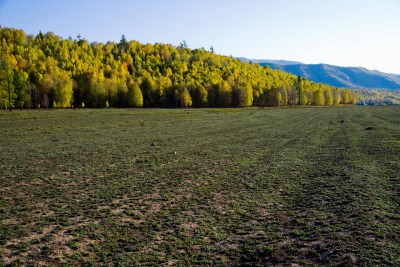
[0,27,358,109]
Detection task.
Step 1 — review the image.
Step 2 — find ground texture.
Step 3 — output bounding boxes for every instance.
[0,106,399,266]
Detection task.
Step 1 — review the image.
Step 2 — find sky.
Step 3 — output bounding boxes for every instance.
[0,0,399,73]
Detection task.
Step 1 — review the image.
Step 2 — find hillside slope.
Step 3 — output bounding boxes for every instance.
[259,63,400,90]
[0,26,357,109]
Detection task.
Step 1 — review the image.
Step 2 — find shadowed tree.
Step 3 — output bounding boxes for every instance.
[13,70,29,109]
[119,35,128,51]
[175,85,192,107]
[210,46,215,53]
[179,40,188,49]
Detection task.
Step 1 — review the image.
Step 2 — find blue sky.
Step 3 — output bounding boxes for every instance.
[0,0,399,73]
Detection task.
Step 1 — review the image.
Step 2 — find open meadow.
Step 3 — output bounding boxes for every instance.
[0,106,399,266]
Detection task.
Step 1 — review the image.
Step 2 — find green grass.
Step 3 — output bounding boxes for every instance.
[0,106,399,266]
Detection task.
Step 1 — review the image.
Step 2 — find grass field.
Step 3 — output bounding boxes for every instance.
[0,106,399,266]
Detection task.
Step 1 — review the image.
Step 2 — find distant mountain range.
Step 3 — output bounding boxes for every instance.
[238,58,400,91]
[236,57,302,66]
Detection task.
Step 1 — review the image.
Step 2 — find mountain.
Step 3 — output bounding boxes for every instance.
[237,57,302,65]
[237,58,400,91]
[263,63,400,90]
[237,58,400,104]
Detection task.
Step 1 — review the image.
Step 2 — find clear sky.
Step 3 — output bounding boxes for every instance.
[0,0,399,73]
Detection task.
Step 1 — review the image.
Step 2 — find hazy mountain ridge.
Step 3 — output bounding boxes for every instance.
[237,58,400,104]
[238,58,400,90]
[236,57,302,65]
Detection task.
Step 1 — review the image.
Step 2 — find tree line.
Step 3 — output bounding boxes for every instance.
[355,89,400,105]
[0,27,358,110]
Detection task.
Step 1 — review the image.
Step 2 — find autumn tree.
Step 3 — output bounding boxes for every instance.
[217,81,232,107]
[0,58,15,110]
[324,89,333,106]
[127,81,143,107]
[88,75,106,107]
[333,88,341,105]
[341,90,350,104]
[192,85,208,107]
[53,69,73,108]
[233,83,253,107]
[312,90,325,105]
[175,86,192,107]
[13,70,29,109]
[350,91,358,104]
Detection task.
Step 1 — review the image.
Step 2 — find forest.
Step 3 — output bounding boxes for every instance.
[0,27,358,109]
[355,89,400,105]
